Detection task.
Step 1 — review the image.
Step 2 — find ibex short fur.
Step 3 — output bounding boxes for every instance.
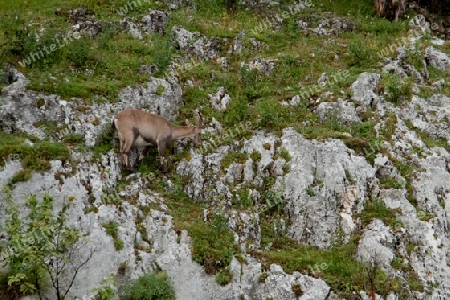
[112,109,202,171]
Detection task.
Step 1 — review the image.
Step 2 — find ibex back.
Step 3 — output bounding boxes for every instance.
[112,109,202,171]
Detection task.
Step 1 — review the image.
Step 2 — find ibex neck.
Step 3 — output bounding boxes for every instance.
[171,124,194,139]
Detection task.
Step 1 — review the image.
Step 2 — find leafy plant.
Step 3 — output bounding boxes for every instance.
[2,191,94,300]
[155,84,166,95]
[91,274,117,300]
[122,271,175,300]
[262,188,285,216]
[233,188,253,208]
[291,283,303,296]
[259,272,269,283]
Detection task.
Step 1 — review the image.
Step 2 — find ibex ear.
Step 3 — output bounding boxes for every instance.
[185,119,193,126]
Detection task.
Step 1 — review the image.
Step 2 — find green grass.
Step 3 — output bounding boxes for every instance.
[380,176,405,189]
[252,236,401,297]
[1,0,414,150]
[221,151,248,168]
[189,213,238,275]
[380,73,414,104]
[0,132,71,183]
[102,221,124,251]
[358,198,401,228]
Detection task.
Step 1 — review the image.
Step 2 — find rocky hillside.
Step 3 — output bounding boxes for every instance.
[1,0,450,299]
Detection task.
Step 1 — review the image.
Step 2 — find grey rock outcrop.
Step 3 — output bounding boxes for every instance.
[350,72,382,110]
[121,19,143,39]
[120,10,169,39]
[425,46,450,70]
[116,76,183,121]
[306,17,355,36]
[172,26,221,60]
[277,128,376,248]
[0,68,65,140]
[398,94,450,143]
[0,152,333,300]
[382,47,425,84]
[179,128,377,249]
[141,10,170,35]
[356,219,395,270]
[316,99,361,125]
[243,57,277,76]
[209,87,231,111]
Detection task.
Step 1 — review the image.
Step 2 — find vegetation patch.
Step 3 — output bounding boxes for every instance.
[122,271,175,300]
[189,213,238,275]
[358,198,401,228]
[1,192,93,299]
[379,176,405,189]
[92,125,115,159]
[215,268,233,286]
[252,236,406,297]
[232,188,253,209]
[102,221,124,251]
[0,132,70,183]
[221,151,248,169]
[379,73,413,104]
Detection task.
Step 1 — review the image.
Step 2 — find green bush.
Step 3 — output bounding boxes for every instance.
[1,192,88,299]
[122,271,175,300]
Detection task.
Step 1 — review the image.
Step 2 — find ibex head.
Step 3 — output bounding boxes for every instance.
[185,111,203,147]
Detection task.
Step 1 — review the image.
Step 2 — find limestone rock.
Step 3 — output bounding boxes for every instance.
[350,72,382,110]
[141,10,169,35]
[316,99,361,125]
[425,46,450,70]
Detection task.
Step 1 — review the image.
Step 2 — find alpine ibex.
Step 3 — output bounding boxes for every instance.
[112,109,202,171]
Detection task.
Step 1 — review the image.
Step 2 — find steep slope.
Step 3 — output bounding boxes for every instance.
[1,0,450,299]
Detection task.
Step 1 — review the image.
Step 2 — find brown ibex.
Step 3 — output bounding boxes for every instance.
[112,109,202,171]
